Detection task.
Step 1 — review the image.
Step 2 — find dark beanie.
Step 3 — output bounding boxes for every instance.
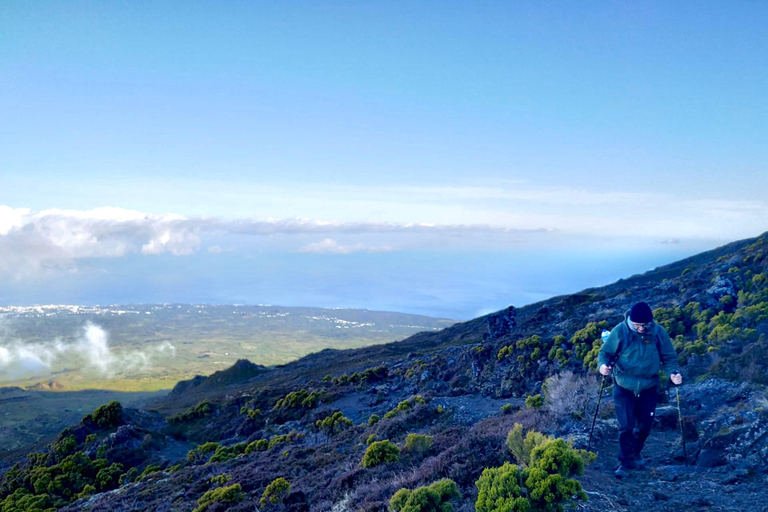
[629,302,653,323]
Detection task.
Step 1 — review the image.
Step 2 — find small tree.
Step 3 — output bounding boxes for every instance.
[260,477,290,508]
[361,440,400,468]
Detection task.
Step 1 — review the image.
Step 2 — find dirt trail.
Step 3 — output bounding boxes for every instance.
[578,429,768,512]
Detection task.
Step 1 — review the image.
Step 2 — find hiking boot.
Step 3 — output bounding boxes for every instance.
[614,464,631,478]
[634,454,647,469]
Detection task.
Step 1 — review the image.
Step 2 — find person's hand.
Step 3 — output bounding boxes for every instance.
[599,364,613,377]
[670,373,683,386]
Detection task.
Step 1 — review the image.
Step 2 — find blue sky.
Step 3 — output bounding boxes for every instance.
[1,2,767,319]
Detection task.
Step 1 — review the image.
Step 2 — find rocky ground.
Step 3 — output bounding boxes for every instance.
[578,380,768,512]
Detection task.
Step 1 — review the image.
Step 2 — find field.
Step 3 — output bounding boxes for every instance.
[0,304,454,392]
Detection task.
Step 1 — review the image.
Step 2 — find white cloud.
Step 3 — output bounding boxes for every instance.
[0,205,551,279]
[298,238,394,255]
[1,184,766,281]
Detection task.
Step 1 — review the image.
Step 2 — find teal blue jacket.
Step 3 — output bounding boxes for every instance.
[597,312,680,394]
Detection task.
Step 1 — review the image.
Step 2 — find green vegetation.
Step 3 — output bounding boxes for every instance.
[383,396,426,420]
[84,401,123,428]
[506,423,552,468]
[476,432,594,512]
[137,465,161,481]
[239,406,262,420]
[187,442,222,463]
[193,483,245,512]
[0,446,127,512]
[208,443,248,463]
[316,412,354,437]
[525,395,544,410]
[268,431,305,450]
[361,440,400,468]
[404,434,433,454]
[368,414,381,426]
[273,389,325,410]
[390,479,460,512]
[245,439,269,454]
[169,400,215,424]
[208,473,232,486]
[260,477,291,508]
[498,335,542,361]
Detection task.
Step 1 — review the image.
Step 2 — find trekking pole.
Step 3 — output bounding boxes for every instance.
[588,330,614,453]
[587,371,609,453]
[675,379,687,466]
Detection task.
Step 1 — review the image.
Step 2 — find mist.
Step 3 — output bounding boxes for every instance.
[0,322,175,384]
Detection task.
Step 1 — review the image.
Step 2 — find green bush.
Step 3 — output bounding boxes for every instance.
[500,403,513,415]
[169,400,215,424]
[119,467,138,486]
[368,414,381,426]
[390,478,460,512]
[404,434,433,454]
[260,477,290,508]
[187,442,221,463]
[476,435,594,512]
[245,439,269,454]
[525,395,544,410]
[137,465,160,481]
[316,411,354,436]
[209,473,232,486]
[267,431,304,450]
[366,434,377,445]
[95,462,123,491]
[506,423,552,467]
[273,389,325,409]
[383,396,426,419]
[91,401,123,428]
[361,440,400,468]
[209,443,248,463]
[193,483,244,512]
[54,435,77,458]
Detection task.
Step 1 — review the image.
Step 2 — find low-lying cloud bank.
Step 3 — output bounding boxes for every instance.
[0,205,551,279]
[0,322,175,383]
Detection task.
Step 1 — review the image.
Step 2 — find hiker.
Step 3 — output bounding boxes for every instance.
[597,301,682,478]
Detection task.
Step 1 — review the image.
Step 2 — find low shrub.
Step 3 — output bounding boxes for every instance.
[316,411,354,436]
[542,371,597,421]
[361,440,400,468]
[476,434,595,512]
[260,477,290,508]
[383,396,426,420]
[506,423,551,468]
[193,483,244,512]
[404,434,433,454]
[525,395,544,410]
[245,439,268,454]
[390,478,460,512]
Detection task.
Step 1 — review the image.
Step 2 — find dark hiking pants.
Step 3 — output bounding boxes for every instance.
[613,384,657,465]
